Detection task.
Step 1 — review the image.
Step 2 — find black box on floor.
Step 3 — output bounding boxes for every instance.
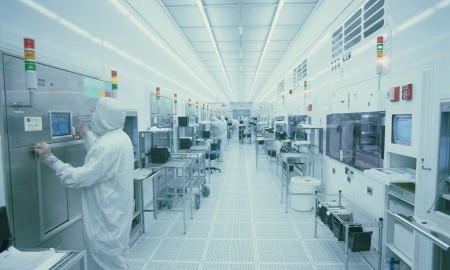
[348,230,373,252]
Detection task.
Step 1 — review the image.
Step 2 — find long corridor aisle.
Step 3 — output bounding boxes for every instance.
[128,137,374,270]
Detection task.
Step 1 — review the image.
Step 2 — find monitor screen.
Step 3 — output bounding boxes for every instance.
[50,111,72,138]
[392,114,412,145]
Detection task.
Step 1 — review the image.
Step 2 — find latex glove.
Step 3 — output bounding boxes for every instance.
[35,142,53,160]
[74,118,88,137]
[35,142,64,171]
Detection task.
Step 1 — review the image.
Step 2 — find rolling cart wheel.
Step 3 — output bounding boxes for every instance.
[195,196,200,209]
[202,186,210,197]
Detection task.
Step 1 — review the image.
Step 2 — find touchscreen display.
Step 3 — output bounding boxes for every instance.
[50,111,71,138]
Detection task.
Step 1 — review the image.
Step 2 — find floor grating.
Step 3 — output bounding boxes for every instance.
[129,137,374,270]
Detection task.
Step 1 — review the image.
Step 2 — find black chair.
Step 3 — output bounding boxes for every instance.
[1,206,13,253]
[205,139,221,173]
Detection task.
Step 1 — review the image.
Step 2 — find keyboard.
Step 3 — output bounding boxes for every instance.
[414,211,450,239]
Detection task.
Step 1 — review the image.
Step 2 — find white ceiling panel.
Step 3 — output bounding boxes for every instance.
[223,59,241,66]
[204,0,240,4]
[191,42,216,53]
[277,3,315,26]
[213,27,241,42]
[206,6,240,27]
[243,0,277,4]
[241,60,259,66]
[241,41,265,51]
[160,0,319,102]
[161,0,197,6]
[182,27,210,42]
[241,5,276,26]
[242,52,262,60]
[220,52,241,60]
[242,26,269,41]
[217,42,241,52]
[167,6,204,27]
[203,60,222,67]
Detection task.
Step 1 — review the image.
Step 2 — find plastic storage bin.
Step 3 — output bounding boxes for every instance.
[290,176,321,211]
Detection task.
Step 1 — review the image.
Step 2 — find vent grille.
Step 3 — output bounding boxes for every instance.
[278,79,285,94]
[293,59,308,86]
[331,0,384,58]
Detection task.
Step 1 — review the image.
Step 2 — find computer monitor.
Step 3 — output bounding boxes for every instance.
[202,131,211,139]
[392,114,412,145]
[49,111,72,139]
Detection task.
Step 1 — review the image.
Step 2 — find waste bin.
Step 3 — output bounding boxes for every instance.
[290,176,321,211]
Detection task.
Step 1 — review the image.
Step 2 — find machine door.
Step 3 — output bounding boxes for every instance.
[9,143,85,247]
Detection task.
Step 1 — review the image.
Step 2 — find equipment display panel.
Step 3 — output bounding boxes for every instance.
[392,114,412,145]
[49,111,72,139]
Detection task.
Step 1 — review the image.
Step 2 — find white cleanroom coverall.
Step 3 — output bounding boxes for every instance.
[36,97,134,270]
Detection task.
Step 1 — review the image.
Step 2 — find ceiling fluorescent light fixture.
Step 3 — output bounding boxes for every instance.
[247,0,285,101]
[196,0,236,102]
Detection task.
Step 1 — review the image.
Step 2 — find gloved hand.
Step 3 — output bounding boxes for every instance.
[35,142,64,171]
[35,142,53,159]
[74,118,88,137]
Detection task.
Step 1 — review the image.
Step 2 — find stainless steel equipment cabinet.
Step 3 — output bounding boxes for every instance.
[315,191,383,270]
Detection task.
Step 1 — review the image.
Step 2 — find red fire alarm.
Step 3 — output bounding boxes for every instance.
[402,84,413,100]
[307,104,312,111]
[388,86,400,102]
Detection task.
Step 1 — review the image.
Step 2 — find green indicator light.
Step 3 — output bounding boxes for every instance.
[377,44,383,51]
[112,84,118,90]
[25,61,36,71]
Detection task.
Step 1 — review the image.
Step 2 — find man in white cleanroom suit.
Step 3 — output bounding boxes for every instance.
[35,97,134,270]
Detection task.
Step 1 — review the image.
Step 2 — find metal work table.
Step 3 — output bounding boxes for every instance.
[185,145,211,184]
[50,250,87,270]
[145,160,193,234]
[315,191,383,270]
[2,249,87,270]
[172,151,208,209]
[255,137,275,169]
[279,152,317,213]
[133,168,160,233]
